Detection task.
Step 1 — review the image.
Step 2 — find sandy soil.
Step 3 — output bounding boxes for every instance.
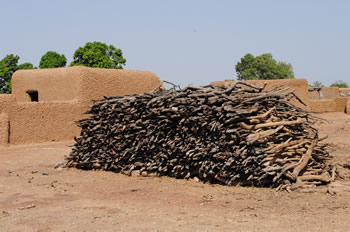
[0,113,350,232]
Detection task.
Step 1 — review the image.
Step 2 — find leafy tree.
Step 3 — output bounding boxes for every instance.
[0,54,19,93]
[310,81,324,87]
[330,80,348,88]
[235,53,294,80]
[39,51,67,69]
[70,41,126,69]
[0,54,35,94]
[39,51,67,68]
[17,62,36,70]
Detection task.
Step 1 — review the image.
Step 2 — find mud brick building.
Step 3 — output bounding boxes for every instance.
[0,66,161,146]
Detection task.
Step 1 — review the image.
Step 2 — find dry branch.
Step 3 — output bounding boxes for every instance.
[292,139,318,179]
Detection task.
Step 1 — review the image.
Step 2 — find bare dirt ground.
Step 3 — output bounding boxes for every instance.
[1,112,350,232]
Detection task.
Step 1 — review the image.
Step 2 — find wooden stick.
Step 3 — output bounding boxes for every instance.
[247,125,284,144]
[298,172,330,183]
[248,107,276,120]
[240,118,306,130]
[292,139,318,179]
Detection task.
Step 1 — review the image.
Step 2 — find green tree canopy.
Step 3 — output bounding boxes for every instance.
[235,53,295,80]
[70,41,126,69]
[17,62,36,70]
[330,80,348,88]
[0,54,35,94]
[0,54,20,94]
[39,51,67,69]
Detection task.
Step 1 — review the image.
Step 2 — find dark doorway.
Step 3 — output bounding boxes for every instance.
[26,90,39,102]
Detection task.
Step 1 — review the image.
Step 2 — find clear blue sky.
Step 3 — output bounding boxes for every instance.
[1,0,349,87]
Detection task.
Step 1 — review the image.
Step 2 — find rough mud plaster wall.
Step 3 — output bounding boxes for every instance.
[0,113,9,147]
[340,88,350,95]
[334,97,348,112]
[309,97,348,113]
[11,66,161,104]
[78,68,161,105]
[12,67,80,102]
[308,90,321,99]
[321,87,339,99]
[309,99,336,113]
[211,79,310,110]
[7,102,84,144]
[0,94,15,113]
[346,100,350,114]
[0,95,14,146]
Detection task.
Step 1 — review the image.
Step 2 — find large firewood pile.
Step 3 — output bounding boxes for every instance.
[65,81,332,190]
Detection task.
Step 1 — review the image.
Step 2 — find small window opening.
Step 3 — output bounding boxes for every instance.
[26,90,39,102]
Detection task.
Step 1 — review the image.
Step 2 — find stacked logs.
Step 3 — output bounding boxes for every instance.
[65,81,332,190]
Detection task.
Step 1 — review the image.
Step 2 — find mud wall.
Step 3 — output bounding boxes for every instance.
[321,87,339,99]
[211,79,310,109]
[0,113,9,147]
[12,68,81,102]
[309,97,349,113]
[78,68,161,105]
[0,94,15,112]
[346,100,350,114]
[308,89,321,99]
[12,66,161,105]
[309,99,335,113]
[307,87,349,113]
[6,102,84,144]
[0,96,14,146]
[1,67,162,145]
[334,97,349,112]
[340,88,350,96]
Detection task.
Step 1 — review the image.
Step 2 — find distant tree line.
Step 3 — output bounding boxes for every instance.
[0,41,126,93]
[309,80,349,88]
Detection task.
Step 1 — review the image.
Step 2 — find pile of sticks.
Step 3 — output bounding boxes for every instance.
[65,81,332,190]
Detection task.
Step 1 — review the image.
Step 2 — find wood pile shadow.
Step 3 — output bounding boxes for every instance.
[65,81,333,191]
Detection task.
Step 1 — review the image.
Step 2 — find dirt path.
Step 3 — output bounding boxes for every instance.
[0,113,349,231]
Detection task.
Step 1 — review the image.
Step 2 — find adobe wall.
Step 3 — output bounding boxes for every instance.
[340,88,350,96]
[0,96,14,146]
[308,89,321,99]
[211,79,310,110]
[309,97,349,113]
[6,102,84,144]
[78,67,161,105]
[0,112,9,147]
[307,87,349,113]
[1,67,162,145]
[334,97,349,112]
[309,99,336,113]
[321,87,339,99]
[12,68,81,102]
[0,94,15,113]
[11,66,161,105]
[346,100,350,114]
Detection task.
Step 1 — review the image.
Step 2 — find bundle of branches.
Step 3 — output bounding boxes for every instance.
[65,81,332,190]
